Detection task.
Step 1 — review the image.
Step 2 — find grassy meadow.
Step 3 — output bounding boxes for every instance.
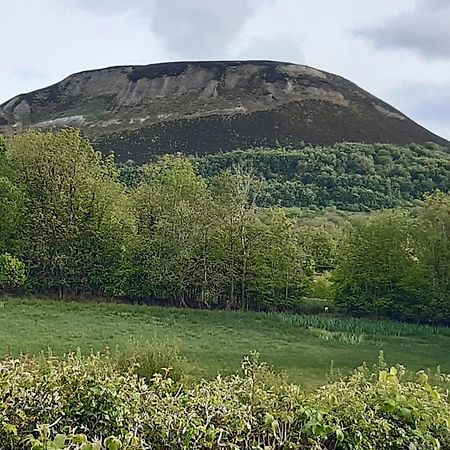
[1,296,449,388]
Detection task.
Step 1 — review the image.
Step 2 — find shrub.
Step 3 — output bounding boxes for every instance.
[0,351,147,449]
[308,273,335,301]
[0,351,449,449]
[114,339,192,383]
[0,253,26,291]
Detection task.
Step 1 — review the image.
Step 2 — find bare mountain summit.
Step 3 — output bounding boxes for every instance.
[1,60,448,162]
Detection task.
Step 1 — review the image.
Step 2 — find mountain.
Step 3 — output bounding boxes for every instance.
[1,60,448,163]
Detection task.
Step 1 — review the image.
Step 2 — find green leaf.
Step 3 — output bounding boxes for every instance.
[104,436,122,450]
[53,434,67,448]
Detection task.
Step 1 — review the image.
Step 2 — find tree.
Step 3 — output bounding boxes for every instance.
[298,224,343,273]
[334,211,418,318]
[4,129,134,296]
[246,208,311,309]
[0,134,24,254]
[208,166,259,309]
[131,155,214,304]
[0,176,23,254]
[412,192,450,321]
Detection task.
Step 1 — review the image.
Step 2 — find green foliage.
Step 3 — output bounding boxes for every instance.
[116,160,144,189]
[1,351,449,450]
[0,176,24,253]
[0,351,147,449]
[0,134,6,161]
[412,192,450,321]
[114,339,192,383]
[245,208,312,309]
[334,193,450,322]
[3,129,135,296]
[308,273,335,301]
[3,130,450,319]
[25,425,139,450]
[195,144,450,211]
[129,156,313,309]
[334,211,417,317]
[0,253,26,290]
[274,312,450,338]
[130,155,214,302]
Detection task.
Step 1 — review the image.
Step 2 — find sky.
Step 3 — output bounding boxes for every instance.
[1,0,449,139]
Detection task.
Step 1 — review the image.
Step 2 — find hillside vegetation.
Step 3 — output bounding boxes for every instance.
[1,130,450,321]
[120,143,450,211]
[195,144,450,211]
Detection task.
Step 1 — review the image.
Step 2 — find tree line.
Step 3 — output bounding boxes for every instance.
[0,130,339,309]
[0,129,449,322]
[194,143,450,211]
[120,143,450,211]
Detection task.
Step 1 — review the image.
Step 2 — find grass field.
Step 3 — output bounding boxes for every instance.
[1,296,449,387]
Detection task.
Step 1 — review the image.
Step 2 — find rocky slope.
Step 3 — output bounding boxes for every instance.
[1,60,448,162]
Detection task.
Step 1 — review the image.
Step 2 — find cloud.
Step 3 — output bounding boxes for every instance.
[0,0,165,103]
[150,0,272,59]
[237,34,304,64]
[68,0,272,59]
[355,0,450,59]
[389,81,450,139]
[67,0,147,13]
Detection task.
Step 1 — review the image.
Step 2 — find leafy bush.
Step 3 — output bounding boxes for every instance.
[1,351,449,449]
[0,351,148,449]
[114,339,192,383]
[25,427,135,450]
[0,253,26,291]
[308,273,335,301]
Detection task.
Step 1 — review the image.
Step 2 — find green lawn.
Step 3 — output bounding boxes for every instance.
[1,296,449,387]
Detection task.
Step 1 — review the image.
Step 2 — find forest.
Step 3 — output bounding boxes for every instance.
[119,143,450,211]
[195,144,450,211]
[0,129,449,322]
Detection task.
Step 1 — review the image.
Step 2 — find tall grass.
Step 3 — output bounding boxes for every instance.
[272,312,450,337]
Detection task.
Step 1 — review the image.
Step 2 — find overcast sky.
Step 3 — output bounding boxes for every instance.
[1,0,449,139]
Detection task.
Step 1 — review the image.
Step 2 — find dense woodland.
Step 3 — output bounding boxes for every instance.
[195,145,450,211]
[0,129,449,322]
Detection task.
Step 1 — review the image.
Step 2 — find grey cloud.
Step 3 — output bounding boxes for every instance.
[356,0,450,59]
[150,0,271,58]
[68,0,271,59]
[237,34,304,64]
[427,0,449,7]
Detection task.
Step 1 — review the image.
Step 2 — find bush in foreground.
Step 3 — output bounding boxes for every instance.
[0,351,449,449]
[114,339,192,383]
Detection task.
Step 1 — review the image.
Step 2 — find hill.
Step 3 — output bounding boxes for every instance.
[1,60,448,162]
